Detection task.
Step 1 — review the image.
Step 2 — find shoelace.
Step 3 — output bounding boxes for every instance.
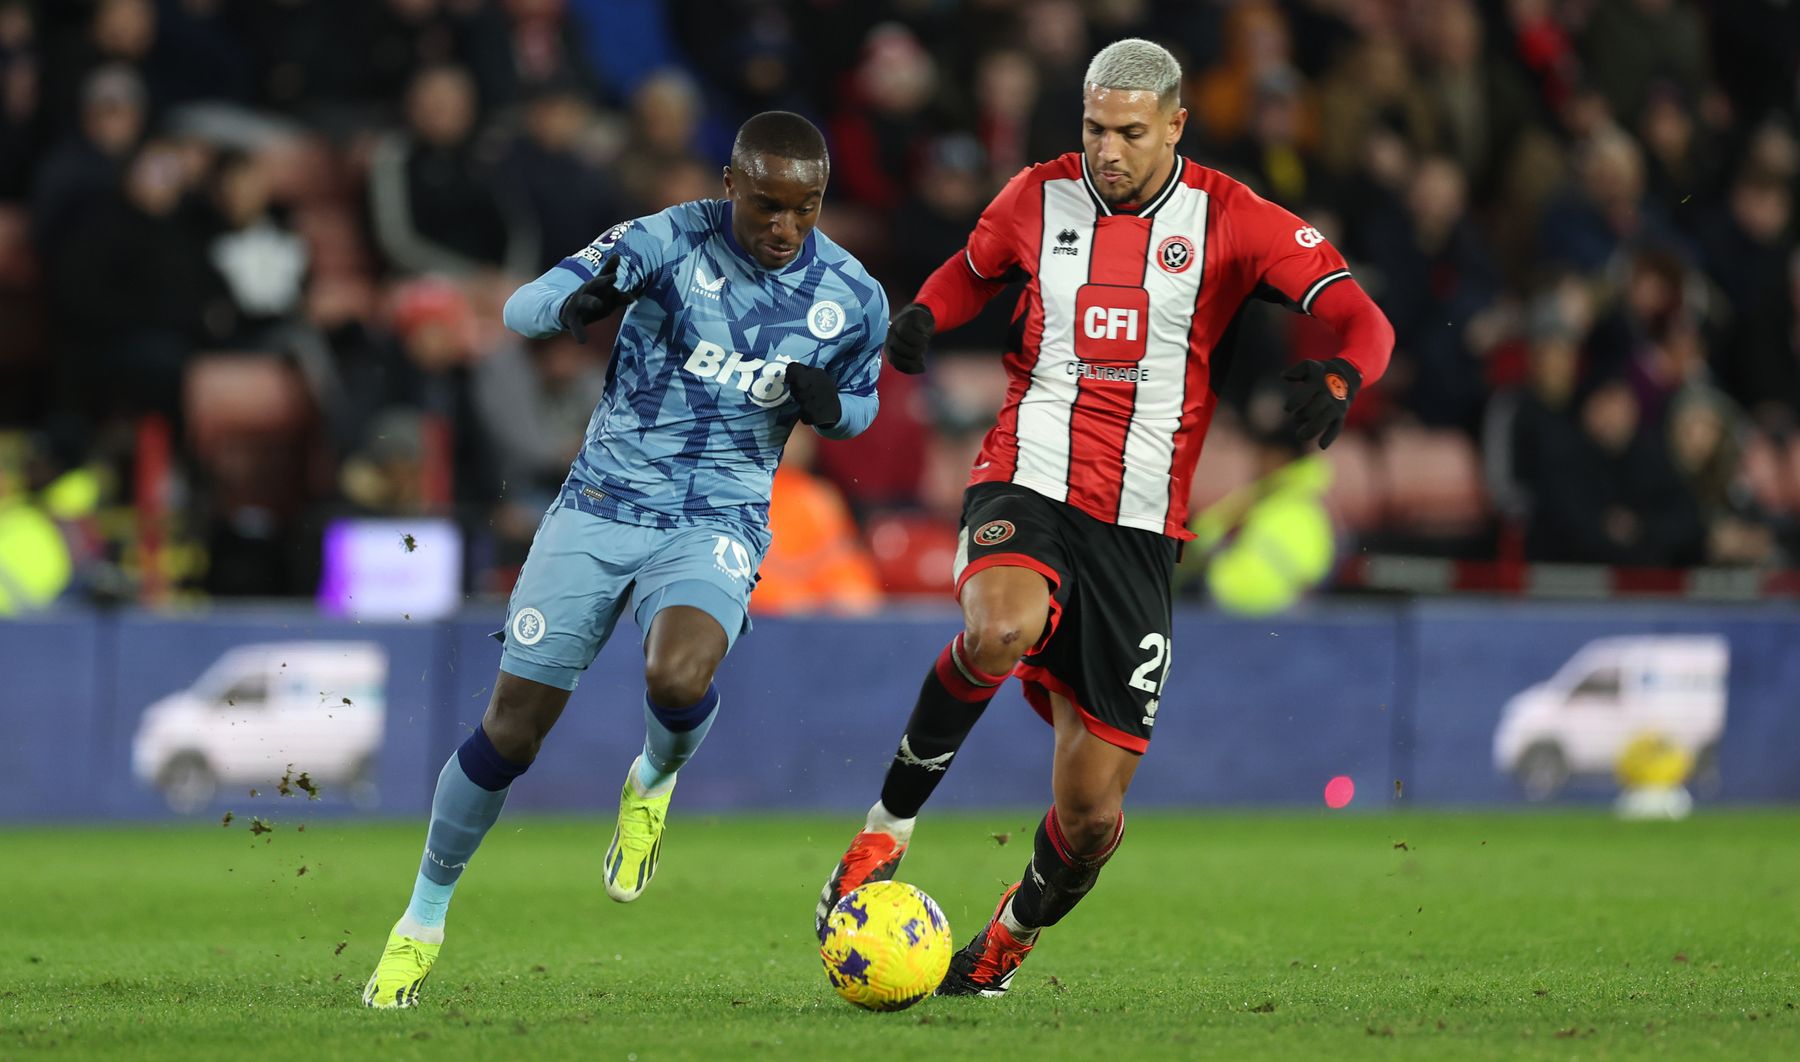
[843,834,901,876]
[968,926,1029,982]
[387,939,427,965]
[620,800,666,846]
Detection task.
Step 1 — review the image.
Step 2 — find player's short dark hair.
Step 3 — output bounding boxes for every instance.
[730,111,829,170]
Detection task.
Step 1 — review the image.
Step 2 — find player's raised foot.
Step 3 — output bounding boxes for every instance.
[815,811,912,940]
[361,924,441,1009]
[936,883,1034,997]
[604,759,672,902]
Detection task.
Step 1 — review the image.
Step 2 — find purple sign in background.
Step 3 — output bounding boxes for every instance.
[1,601,1795,821]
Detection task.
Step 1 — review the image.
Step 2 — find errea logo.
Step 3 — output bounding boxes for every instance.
[1294,226,1325,248]
[683,342,793,407]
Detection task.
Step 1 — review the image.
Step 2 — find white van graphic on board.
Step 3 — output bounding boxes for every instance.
[131,642,387,812]
[1491,635,1727,800]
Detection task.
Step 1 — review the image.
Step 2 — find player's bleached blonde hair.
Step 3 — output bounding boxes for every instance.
[1084,38,1183,111]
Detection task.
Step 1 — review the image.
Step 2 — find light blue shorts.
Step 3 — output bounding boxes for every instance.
[497,490,769,691]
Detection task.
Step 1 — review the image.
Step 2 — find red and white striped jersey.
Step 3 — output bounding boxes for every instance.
[957,152,1355,538]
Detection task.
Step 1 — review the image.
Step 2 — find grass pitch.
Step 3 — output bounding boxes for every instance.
[3,810,1797,1060]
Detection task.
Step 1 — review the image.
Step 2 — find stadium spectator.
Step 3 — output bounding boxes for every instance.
[0,470,73,615]
[1636,83,1720,239]
[1702,167,1795,423]
[612,68,706,216]
[830,23,938,214]
[1538,127,1677,274]
[1315,32,1434,182]
[1018,0,1089,162]
[477,0,602,109]
[51,138,232,423]
[1485,282,1592,525]
[501,75,622,268]
[1524,374,1704,565]
[339,406,432,516]
[1504,0,1580,115]
[1414,0,1537,202]
[472,332,604,548]
[4,0,1800,602]
[666,0,811,144]
[1722,246,1800,434]
[31,64,144,254]
[359,0,481,109]
[1358,155,1500,433]
[1585,246,1698,415]
[1665,384,1779,566]
[890,134,987,302]
[635,155,715,213]
[1189,0,1305,151]
[43,0,159,132]
[0,0,43,200]
[970,47,1035,185]
[1176,397,1335,616]
[753,428,883,616]
[1215,66,1326,208]
[380,277,495,508]
[205,150,310,341]
[367,63,537,278]
[1579,0,1711,128]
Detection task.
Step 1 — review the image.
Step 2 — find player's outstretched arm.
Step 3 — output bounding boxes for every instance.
[504,213,673,340]
[883,303,935,376]
[503,257,633,341]
[894,166,1032,374]
[899,252,1009,375]
[1281,280,1393,449]
[503,263,586,338]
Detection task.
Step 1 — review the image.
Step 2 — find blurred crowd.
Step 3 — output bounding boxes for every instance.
[1,0,1799,607]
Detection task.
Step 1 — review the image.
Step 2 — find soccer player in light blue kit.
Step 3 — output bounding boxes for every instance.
[365,112,889,1007]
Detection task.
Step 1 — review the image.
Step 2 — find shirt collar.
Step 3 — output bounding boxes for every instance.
[1081,154,1186,219]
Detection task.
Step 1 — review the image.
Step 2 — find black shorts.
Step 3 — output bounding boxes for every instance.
[955,482,1178,753]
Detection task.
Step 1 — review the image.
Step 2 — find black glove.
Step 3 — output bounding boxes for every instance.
[785,362,841,427]
[885,302,935,375]
[557,256,632,343]
[1281,357,1362,449]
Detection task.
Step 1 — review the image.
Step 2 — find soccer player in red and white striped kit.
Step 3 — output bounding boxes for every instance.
[818,39,1395,995]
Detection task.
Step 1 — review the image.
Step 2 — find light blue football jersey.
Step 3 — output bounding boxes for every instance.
[502,200,889,532]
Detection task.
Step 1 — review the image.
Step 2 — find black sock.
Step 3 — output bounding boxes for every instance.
[1008,806,1125,931]
[877,634,1006,818]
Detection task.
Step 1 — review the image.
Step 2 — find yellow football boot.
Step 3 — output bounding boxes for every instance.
[361,925,441,1009]
[604,760,673,902]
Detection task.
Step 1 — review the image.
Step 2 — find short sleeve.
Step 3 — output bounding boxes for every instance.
[555,206,689,296]
[1235,194,1354,314]
[835,283,890,399]
[962,167,1034,281]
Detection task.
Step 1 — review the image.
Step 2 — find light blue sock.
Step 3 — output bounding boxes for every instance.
[402,726,528,933]
[635,685,721,793]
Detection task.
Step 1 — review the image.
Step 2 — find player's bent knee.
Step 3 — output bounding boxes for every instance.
[1056,806,1123,858]
[482,701,548,764]
[643,658,716,708]
[962,620,1040,676]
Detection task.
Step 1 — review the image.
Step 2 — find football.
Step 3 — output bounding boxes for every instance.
[819,880,953,1011]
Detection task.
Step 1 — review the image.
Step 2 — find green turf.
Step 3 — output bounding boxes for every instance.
[3,809,1797,1060]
